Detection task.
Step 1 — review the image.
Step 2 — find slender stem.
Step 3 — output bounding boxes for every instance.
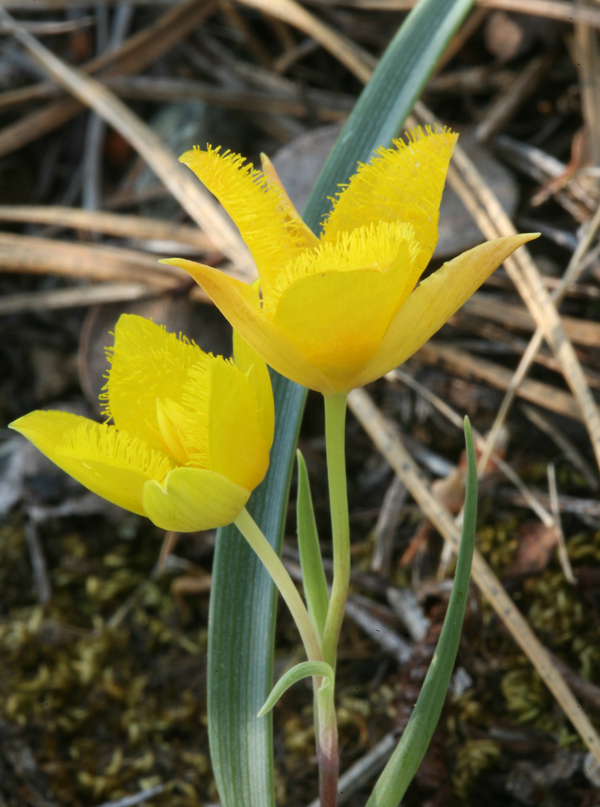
[234,507,322,663]
[317,677,339,807]
[321,392,350,668]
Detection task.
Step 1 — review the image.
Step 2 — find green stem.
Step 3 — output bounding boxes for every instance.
[316,676,339,807]
[234,508,322,663]
[321,393,350,668]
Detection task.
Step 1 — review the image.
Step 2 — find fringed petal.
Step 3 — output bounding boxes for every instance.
[266,221,420,307]
[351,233,540,389]
[322,127,457,271]
[105,314,203,451]
[10,410,173,516]
[180,146,318,288]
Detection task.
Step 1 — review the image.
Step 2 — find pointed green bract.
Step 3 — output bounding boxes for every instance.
[258,661,334,717]
[365,417,477,807]
[297,450,329,640]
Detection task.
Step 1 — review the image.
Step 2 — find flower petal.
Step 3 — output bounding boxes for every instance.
[105,314,203,451]
[261,152,316,236]
[351,233,540,389]
[142,466,249,532]
[271,234,420,392]
[180,146,318,288]
[233,329,275,448]
[268,220,420,303]
[10,410,173,516]
[322,127,457,271]
[182,355,270,491]
[163,258,331,392]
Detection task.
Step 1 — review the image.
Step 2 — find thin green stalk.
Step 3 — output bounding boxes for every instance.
[321,393,350,668]
[234,507,322,663]
[316,673,339,807]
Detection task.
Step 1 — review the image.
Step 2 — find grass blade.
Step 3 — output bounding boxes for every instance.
[365,418,477,807]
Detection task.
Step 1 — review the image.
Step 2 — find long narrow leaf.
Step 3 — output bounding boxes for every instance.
[208,372,305,807]
[365,418,477,807]
[297,450,329,639]
[207,2,475,806]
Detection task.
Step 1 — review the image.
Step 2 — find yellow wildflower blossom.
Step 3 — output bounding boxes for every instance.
[165,128,538,395]
[10,315,274,531]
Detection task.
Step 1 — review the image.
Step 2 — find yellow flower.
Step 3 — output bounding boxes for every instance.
[10,315,274,532]
[165,128,538,396]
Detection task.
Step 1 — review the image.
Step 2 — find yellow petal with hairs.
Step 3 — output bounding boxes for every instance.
[260,153,304,219]
[10,410,173,515]
[142,467,250,532]
[322,127,457,272]
[352,233,540,389]
[11,313,274,531]
[105,314,201,451]
[233,328,275,447]
[180,146,318,287]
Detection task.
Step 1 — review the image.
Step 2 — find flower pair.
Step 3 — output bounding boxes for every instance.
[12,128,536,530]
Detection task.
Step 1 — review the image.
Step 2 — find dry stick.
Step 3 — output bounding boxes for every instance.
[236,0,376,83]
[0,232,184,287]
[2,0,600,28]
[0,284,161,316]
[522,403,599,491]
[434,147,600,475]
[0,205,214,250]
[547,463,577,585]
[476,201,600,476]
[462,292,600,348]
[0,9,254,277]
[0,0,218,159]
[418,342,584,423]
[473,53,553,144]
[239,0,600,764]
[105,75,353,121]
[574,2,600,166]
[0,16,95,34]
[301,0,600,29]
[386,368,555,528]
[434,7,489,73]
[347,386,600,765]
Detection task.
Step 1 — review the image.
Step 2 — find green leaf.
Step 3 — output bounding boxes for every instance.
[258,661,334,717]
[207,2,476,805]
[296,450,329,640]
[207,372,306,807]
[365,417,477,807]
